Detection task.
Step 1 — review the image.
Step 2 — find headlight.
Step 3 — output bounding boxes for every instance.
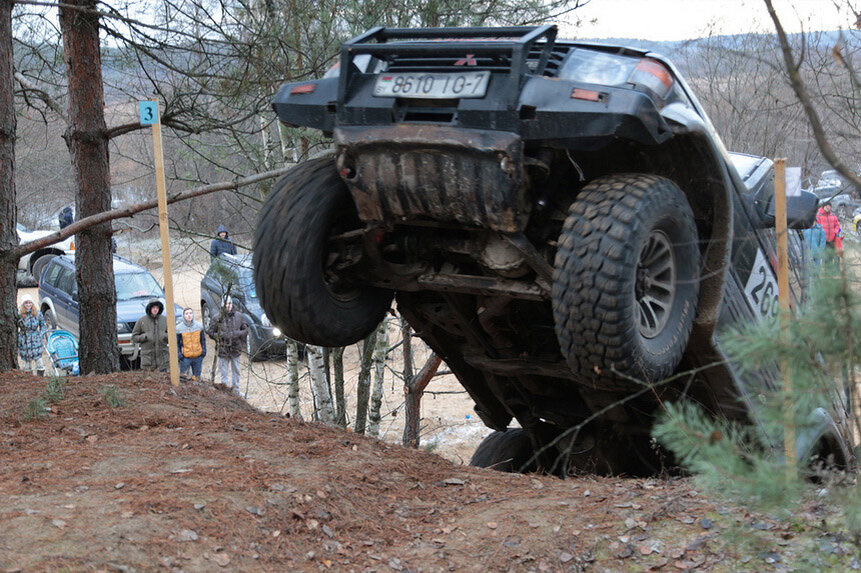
[116,322,131,334]
[272,327,282,337]
[260,312,271,327]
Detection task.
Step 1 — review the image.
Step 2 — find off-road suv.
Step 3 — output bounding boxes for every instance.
[254,26,850,474]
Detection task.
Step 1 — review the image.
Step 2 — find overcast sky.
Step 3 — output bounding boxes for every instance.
[563,0,854,41]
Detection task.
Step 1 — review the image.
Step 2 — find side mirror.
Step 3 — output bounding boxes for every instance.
[760,189,819,229]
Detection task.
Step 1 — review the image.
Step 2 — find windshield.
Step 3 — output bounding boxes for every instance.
[115,272,163,301]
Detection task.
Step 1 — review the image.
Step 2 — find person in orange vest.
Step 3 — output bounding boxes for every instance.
[815,201,843,255]
[176,308,206,380]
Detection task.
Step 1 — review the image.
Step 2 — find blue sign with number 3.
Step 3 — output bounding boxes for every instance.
[139,101,157,125]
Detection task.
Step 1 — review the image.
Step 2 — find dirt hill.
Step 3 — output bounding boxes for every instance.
[0,370,852,571]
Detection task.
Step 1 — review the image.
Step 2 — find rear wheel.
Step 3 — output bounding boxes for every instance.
[31,254,56,284]
[552,174,700,390]
[254,157,393,347]
[469,429,537,473]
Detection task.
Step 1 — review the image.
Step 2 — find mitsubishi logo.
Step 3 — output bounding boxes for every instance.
[454,54,477,66]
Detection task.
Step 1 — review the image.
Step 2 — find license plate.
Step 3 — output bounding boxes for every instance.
[373,71,490,99]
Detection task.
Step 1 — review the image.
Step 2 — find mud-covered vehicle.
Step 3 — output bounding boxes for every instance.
[254,26,851,475]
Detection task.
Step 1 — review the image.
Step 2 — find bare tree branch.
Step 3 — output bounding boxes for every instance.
[763,0,861,188]
[12,163,295,258]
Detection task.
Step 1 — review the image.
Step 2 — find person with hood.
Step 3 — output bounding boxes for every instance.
[206,296,247,394]
[802,221,826,269]
[17,294,47,376]
[210,225,237,261]
[177,307,206,380]
[58,206,74,230]
[815,202,842,255]
[131,299,169,371]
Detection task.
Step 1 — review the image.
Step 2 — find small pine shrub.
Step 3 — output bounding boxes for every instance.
[654,253,859,532]
[23,397,48,421]
[43,377,67,404]
[99,385,126,408]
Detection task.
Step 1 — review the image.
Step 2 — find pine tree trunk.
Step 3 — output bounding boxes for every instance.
[367,320,389,437]
[353,328,378,434]
[285,340,303,421]
[306,344,336,425]
[59,0,118,373]
[333,347,346,427]
[0,0,18,371]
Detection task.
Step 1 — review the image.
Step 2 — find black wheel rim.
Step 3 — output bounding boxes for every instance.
[635,230,676,339]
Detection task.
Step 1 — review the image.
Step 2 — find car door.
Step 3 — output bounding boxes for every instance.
[53,266,80,336]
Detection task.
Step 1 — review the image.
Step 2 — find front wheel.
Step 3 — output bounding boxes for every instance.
[552,174,700,390]
[246,331,265,362]
[44,309,58,329]
[253,157,393,347]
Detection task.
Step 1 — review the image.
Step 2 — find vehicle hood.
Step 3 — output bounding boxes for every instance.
[17,228,75,251]
[116,298,183,323]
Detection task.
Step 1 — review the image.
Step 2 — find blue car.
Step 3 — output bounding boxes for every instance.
[38,254,183,368]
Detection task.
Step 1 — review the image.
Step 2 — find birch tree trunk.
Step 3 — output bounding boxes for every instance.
[367,320,389,437]
[60,0,119,373]
[333,347,346,427]
[0,0,17,370]
[285,340,303,420]
[353,328,378,434]
[306,344,336,425]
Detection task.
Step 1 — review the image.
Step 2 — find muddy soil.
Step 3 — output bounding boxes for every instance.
[3,370,851,572]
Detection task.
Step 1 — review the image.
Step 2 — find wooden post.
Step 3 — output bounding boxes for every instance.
[774,158,795,467]
[141,101,180,387]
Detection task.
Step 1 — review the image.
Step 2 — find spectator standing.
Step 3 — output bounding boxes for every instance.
[177,307,206,380]
[206,296,247,395]
[815,202,842,254]
[58,206,74,230]
[210,225,237,261]
[131,299,169,371]
[17,294,47,376]
[802,221,826,269]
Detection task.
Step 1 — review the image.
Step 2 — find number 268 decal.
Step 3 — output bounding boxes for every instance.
[743,249,779,319]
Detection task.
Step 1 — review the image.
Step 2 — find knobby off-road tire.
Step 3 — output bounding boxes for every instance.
[552,174,700,391]
[469,429,538,473]
[253,157,393,347]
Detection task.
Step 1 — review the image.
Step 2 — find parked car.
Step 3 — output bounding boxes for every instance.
[200,253,285,361]
[38,254,182,369]
[812,169,861,218]
[16,222,75,286]
[254,25,850,475]
[853,207,861,235]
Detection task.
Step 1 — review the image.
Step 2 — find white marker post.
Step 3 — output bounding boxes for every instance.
[140,101,180,387]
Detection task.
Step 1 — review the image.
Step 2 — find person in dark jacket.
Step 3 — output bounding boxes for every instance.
[131,299,169,371]
[58,206,74,230]
[209,225,237,261]
[177,307,206,380]
[206,296,247,394]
